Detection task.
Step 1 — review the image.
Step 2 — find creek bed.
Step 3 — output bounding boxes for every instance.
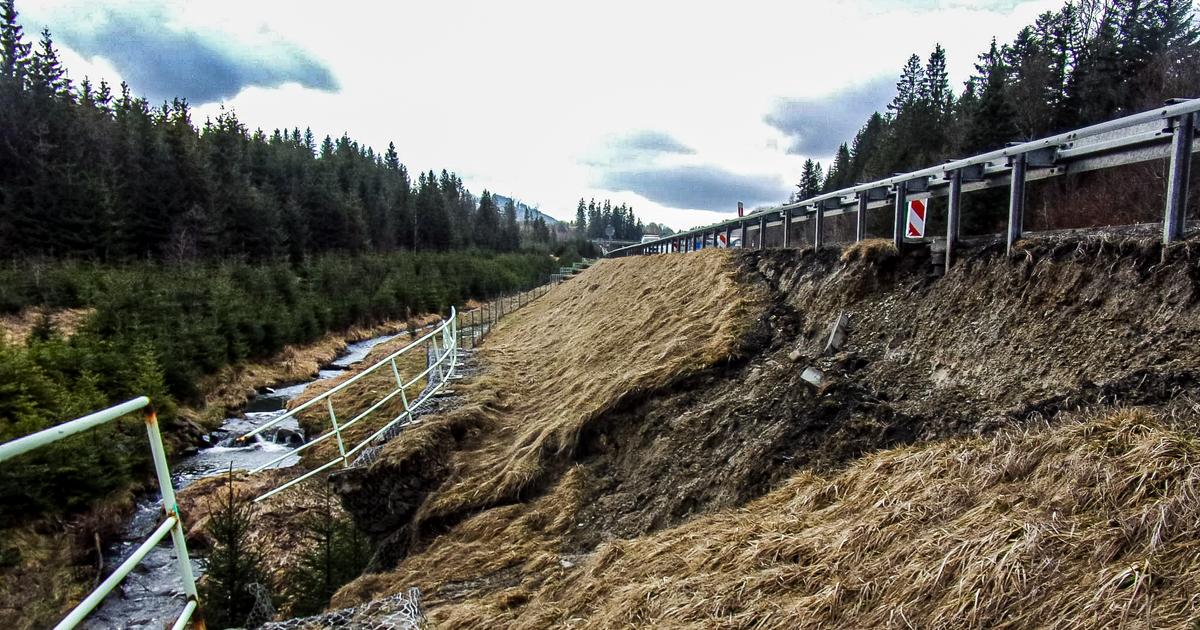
[84,334,397,629]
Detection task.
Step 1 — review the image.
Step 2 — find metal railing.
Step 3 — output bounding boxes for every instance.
[609,98,1200,262]
[457,283,554,349]
[0,398,202,630]
[241,307,459,502]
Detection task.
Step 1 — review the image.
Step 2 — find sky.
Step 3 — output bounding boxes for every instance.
[20,0,1063,229]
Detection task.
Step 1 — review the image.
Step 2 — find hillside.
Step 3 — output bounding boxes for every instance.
[492,194,562,225]
[319,235,1200,628]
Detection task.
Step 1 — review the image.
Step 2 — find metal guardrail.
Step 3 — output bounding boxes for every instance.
[0,398,202,630]
[241,308,459,503]
[608,98,1200,262]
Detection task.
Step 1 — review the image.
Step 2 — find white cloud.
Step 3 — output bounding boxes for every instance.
[24,0,1063,229]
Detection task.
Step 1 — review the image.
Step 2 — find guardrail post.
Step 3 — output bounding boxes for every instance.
[814,205,824,249]
[855,194,867,242]
[144,408,201,625]
[781,208,791,247]
[327,398,348,466]
[758,215,766,249]
[1164,112,1195,244]
[1007,152,1027,254]
[947,168,962,268]
[892,181,907,248]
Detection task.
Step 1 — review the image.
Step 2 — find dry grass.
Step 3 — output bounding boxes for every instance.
[289,333,431,467]
[331,250,768,615]
[493,408,1200,629]
[351,407,1200,628]
[0,307,93,345]
[177,469,336,594]
[0,527,90,630]
[839,238,897,264]
[195,319,420,422]
[389,249,766,522]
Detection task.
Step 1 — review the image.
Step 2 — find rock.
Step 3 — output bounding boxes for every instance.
[560,559,575,569]
[788,348,804,363]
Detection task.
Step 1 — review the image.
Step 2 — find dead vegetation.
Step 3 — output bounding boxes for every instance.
[485,407,1200,629]
[195,317,436,424]
[324,234,1200,628]
[288,332,431,467]
[0,307,93,345]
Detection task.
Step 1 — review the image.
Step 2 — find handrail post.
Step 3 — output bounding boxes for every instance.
[1164,112,1195,244]
[947,168,963,268]
[327,398,348,466]
[144,408,202,624]
[1007,152,1027,254]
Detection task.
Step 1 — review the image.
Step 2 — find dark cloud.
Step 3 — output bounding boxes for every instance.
[54,7,337,103]
[599,165,787,212]
[764,76,895,157]
[613,130,695,154]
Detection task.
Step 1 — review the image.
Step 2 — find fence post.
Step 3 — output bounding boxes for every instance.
[1164,112,1195,244]
[143,408,201,622]
[892,181,907,248]
[855,194,867,242]
[327,398,348,466]
[1007,152,1027,255]
[946,168,963,269]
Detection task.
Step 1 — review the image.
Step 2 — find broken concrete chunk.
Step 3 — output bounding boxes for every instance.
[801,366,824,387]
[823,311,850,356]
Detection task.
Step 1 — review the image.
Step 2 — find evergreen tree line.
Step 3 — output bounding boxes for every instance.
[0,249,556,527]
[0,0,538,261]
[790,0,1200,207]
[574,198,645,240]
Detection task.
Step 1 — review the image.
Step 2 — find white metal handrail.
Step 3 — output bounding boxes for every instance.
[247,307,459,502]
[0,398,202,630]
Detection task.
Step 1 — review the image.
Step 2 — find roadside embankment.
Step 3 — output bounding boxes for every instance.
[324,235,1200,627]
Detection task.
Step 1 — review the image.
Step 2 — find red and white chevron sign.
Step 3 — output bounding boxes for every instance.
[906,199,927,238]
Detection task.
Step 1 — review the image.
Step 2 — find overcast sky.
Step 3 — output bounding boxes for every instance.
[22,0,1061,229]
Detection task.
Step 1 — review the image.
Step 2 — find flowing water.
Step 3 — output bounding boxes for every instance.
[85,334,399,629]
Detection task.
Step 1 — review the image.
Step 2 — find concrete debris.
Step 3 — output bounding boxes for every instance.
[823,311,850,356]
[800,366,824,387]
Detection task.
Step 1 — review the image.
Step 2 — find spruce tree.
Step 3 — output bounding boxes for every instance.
[202,469,272,629]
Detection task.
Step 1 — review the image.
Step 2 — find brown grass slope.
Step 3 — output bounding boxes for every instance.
[419,250,765,518]
[491,407,1200,629]
[332,235,1200,627]
[332,250,766,563]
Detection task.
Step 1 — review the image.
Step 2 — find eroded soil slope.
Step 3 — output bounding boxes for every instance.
[333,236,1200,628]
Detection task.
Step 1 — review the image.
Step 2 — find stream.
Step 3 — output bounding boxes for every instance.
[84,333,400,629]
